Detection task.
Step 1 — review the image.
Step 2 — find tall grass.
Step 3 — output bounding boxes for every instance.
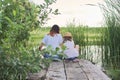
[100,0,120,69]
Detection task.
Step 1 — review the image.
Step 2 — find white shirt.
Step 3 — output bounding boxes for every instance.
[42,34,63,50]
[63,40,79,58]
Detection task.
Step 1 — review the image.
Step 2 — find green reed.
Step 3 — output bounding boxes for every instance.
[100,0,120,69]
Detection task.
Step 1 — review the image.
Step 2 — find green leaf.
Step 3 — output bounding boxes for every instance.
[4,16,13,24]
[12,10,16,17]
[55,47,60,52]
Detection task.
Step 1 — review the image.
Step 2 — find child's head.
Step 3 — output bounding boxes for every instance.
[63,32,72,42]
[50,24,60,34]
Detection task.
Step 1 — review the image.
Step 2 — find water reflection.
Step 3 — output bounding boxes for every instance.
[81,45,103,69]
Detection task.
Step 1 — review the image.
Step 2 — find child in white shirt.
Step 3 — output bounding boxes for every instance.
[39,24,63,51]
[39,24,63,61]
[63,32,79,62]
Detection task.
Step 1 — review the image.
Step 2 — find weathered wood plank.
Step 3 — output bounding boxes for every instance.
[26,69,47,80]
[64,61,88,80]
[78,59,111,80]
[45,59,111,80]
[45,61,66,80]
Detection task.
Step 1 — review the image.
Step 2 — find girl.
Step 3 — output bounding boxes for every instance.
[39,24,63,50]
[39,24,63,60]
[63,32,79,62]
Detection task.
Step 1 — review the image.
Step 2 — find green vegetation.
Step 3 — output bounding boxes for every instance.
[29,26,105,47]
[28,28,49,48]
[106,69,120,80]
[0,0,59,79]
[101,0,120,69]
[100,0,120,79]
[0,0,120,80]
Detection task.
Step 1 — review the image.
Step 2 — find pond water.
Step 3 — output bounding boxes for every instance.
[81,45,103,69]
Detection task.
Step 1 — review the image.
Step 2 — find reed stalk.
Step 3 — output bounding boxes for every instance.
[100,0,120,69]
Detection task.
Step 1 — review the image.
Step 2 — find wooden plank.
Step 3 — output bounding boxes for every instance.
[45,61,66,80]
[45,59,111,80]
[64,61,88,80]
[26,69,46,80]
[78,59,111,80]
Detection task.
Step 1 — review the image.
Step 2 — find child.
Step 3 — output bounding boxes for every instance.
[39,24,63,51]
[63,32,79,62]
[39,24,63,61]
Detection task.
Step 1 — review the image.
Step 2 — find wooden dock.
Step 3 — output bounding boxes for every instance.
[27,59,111,80]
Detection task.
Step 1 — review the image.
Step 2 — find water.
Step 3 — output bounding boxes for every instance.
[81,45,103,69]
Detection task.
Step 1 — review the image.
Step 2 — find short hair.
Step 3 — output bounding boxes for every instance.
[50,24,60,33]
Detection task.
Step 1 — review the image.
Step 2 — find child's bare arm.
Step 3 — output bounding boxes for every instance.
[39,43,45,51]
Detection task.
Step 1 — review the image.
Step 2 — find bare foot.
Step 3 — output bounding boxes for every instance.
[72,58,79,63]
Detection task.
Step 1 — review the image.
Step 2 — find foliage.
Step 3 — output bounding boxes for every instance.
[38,0,60,24]
[40,45,67,60]
[0,0,59,79]
[0,45,43,80]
